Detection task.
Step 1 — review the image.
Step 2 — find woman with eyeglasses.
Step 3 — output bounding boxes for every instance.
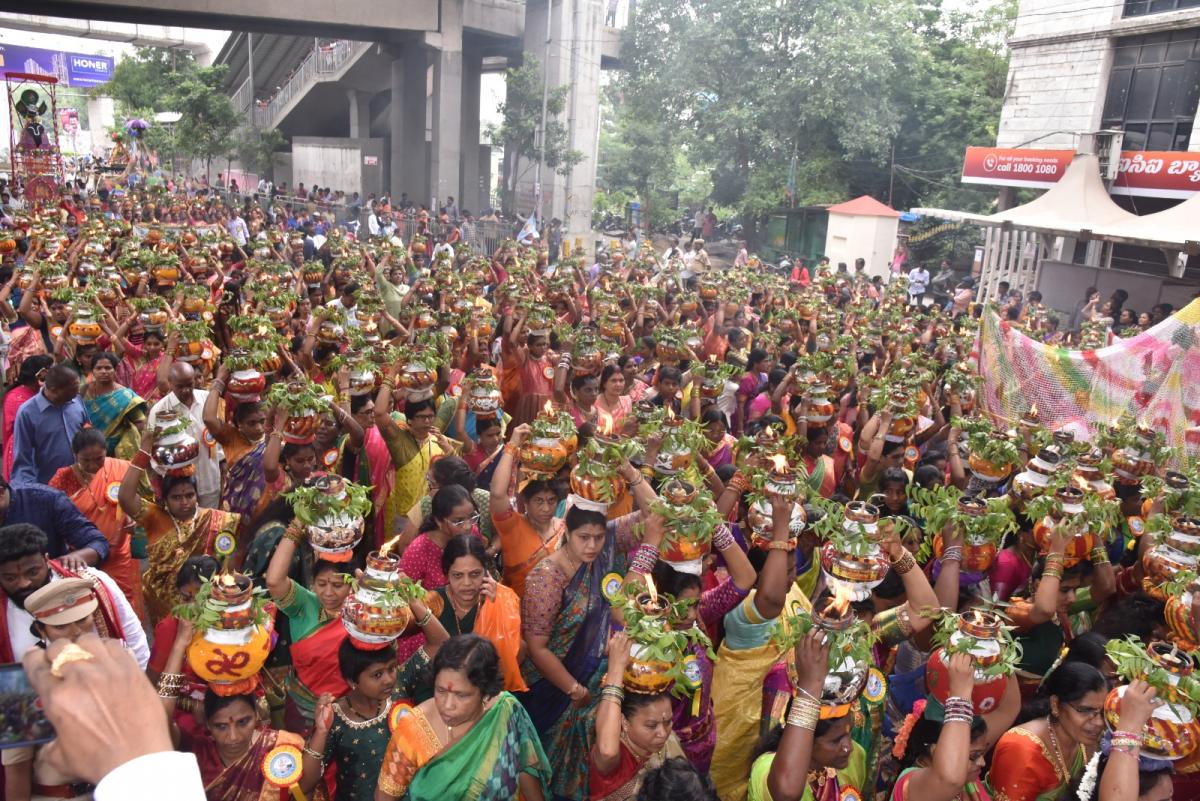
[988,661,1108,801]
[396,534,527,702]
[400,485,483,590]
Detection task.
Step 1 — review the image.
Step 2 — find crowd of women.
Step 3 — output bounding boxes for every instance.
[0,187,1193,801]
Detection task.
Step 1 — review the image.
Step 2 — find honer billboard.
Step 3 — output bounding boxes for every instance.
[0,44,114,88]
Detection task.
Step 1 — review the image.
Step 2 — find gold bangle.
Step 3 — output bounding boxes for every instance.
[786,696,820,730]
[891,551,917,575]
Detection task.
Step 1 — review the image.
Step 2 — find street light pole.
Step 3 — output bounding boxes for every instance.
[247,32,256,129]
[534,0,553,230]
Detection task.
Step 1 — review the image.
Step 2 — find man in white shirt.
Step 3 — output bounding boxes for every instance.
[907,263,930,306]
[227,210,249,247]
[148,363,223,508]
[0,523,148,668]
[326,282,361,328]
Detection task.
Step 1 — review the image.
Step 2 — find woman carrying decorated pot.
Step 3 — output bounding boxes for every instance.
[396,535,526,700]
[757,629,864,801]
[265,518,358,731]
[589,631,684,800]
[645,525,758,773]
[1070,680,1170,801]
[81,351,148,458]
[49,427,144,618]
[105,311,170,405]
[988,661,1108,800]
[502,308,556,429]
[373,384,451,545]
[708,491,807,800]
[1005,524,1110,687]
[204,363,269,516]
[889,652,1000,801]
[376,633,552,800]
[118,426,241,623]
[259,406,320,516]
[156,615,305,801]
[519,461,660,801]
[489,422,567,600]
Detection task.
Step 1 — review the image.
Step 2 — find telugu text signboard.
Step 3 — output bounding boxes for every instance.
[962,146,1200,199]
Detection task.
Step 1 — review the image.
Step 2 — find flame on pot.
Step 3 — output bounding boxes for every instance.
[644,574,658,605]
[600,416,614,437]
[543,399,554,416]
[829,585,852,617]
[379,534,402,558]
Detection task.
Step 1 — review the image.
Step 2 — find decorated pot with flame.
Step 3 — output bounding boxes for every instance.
[622,594,678,694]
[139,308,169,332]
[1142,517,1200,600]
[307,478,365,561]
[520,436,572,478]
[68,308,103,345]
[925,610,1011,714]
[466,373,503,417]
[805,382,836,425]
[1033,486,1096,567]
[745,497,806,547]
[1164,577,1200,651]
[820,502,891,602]
[1075,449,1116,501]
[657,479,712,565]
[933,496,998,572]
[348,368,378,397]
[968,451,1013,484]
[1011,448,1062,502]
[150,410,200,477]
[786,597,870,712]
[226,357,267,403]
[1104,642,1200,761]
[186,574,273,696]
[396,363,437,395]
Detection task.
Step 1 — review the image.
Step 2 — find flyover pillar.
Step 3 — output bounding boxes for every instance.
[460,51,483,214]
[389,41,429,202]
[518,0,605,241]
[347,88,370,139]
[430,0,464,210]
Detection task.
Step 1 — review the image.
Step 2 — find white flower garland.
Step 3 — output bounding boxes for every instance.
[1076,750,1101,801]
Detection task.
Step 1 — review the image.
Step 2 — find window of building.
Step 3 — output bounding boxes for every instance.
[1101,29,1200,151]
[1125,0,1200,17]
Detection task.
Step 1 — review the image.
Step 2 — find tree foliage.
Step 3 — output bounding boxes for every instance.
[234,127,287,177]
[94,46,246,180]
[486,55,584,214]
[605,0,1015,242]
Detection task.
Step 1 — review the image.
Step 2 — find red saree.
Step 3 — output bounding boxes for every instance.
[193,727,304,801]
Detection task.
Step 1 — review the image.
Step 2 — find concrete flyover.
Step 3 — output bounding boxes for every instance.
[15,0,627,238]
[0,0,440,41]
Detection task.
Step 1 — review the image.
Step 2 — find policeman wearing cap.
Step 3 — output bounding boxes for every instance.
[25,577,100,646]
[5,579,103,801]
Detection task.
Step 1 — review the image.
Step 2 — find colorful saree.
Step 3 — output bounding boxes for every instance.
[989,726,1086,801]
[48,457,144,619]
[2,382,36,480]
[221,437,268,520]
[519,528,622,800]
[193,727,303,801]
[83,385,147,458]
[377,693,551,800]
[140,505,240,624]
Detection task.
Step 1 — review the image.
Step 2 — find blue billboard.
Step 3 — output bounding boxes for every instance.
[0,44,113,88]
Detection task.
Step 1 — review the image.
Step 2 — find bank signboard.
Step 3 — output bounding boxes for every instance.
[962,146,1200,199]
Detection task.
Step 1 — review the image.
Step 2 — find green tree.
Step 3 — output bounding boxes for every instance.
[170,66,241,181]
[235,127,287,178]
[93,46,197,112]
[608,0,1014,245]
[486,55,583,214]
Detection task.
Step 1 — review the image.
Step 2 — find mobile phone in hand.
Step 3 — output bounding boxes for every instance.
[0,662,54,750]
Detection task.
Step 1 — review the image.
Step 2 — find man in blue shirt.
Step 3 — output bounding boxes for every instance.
[0,478,108,570]
[11,364,90,486]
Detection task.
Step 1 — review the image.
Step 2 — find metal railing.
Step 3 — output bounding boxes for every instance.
[253,40,368,129]
[214,187,518,257]
[231,77,253,114]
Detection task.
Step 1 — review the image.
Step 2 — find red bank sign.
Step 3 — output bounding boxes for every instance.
[961,146,1200,199]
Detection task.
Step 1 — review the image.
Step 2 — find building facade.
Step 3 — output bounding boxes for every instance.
[998,0,1200,156]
